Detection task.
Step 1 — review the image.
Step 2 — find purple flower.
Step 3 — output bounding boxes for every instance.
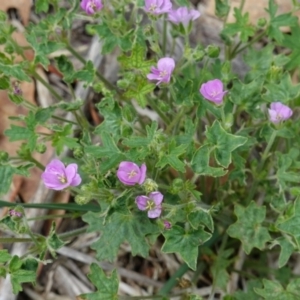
[199,79,228,105]
[9,210,22,218]
[168,7,200,26]
[117,161,147,186]
[268,102,293,124]
[163,220,171,229]
[41,159,82,190]
[147,57,175,85]
[135,191,163,218]
[144,0,172,15]
[80,0,103,14]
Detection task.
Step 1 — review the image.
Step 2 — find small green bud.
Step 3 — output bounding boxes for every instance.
[267,65,282,82]
[206,45,220,58]
[193,48,205,62]
[35,143,47,154]
[257,18,267,27]
[73,147,84,159]
[170,178,184,194]
[0,36,6,45]
[75,195,90,205]
[0,151,9,162]
[224,114,233,129]
[117,79,130,89]
[158,100,169,113]
[4,44,14,54]
[143,178,159,193]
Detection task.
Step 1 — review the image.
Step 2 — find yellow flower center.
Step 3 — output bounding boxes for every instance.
[146,200,155,210]
[128,170,137,178]
[58,175,67,183]
[149,4,157,11]
[159,70,168,77]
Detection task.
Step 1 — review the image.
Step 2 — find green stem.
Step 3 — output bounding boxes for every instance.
[162,15,167,55]
[27,213,79,221]
[0,238,33,243]
[165,106,189,134]
[0,200,101,212]
[65,43,117,92]
[58,226,88,240]
[32,70,64,101]
[232,30,267,58]
[158,263,189,296]
[246,130,277,203]
[52,115,78,125]
[147,98,170,125]
[28,156,45,170]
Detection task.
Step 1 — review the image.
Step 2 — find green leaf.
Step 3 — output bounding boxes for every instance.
[191,144,227,177]
[10,269,36,294]
[124,78,154,108]
[0,62,31,82]
[270,237,295,268]
[280,24,300,70]
[81,264,119,300]
[233,279,263,300]
[123,121,158,148]
[0,164,15,194]
[46,222,65,257]
[188,208,214,232]
[84,132,125,173]
[35,0,49,13]
[211,249,233,290]
[227,201,271,254]
[221,8,255,42]
[156,140,187,172]
[254,278,300,300]
[206,120,248,168]
[266,0,298,42]
[263,73,299,104]
[215,0,230,18]
[118,43,154,73]
[277,198,300,247]
[0,249,12,263]
[162,225,211,270]
[51,124,78,155]
[83,210,158,262]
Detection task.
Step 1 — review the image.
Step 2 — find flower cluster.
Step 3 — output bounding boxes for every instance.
[41,159,82,191]
[117,161,163,218]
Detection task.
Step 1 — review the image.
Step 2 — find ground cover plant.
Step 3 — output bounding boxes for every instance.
[1,0,300,299]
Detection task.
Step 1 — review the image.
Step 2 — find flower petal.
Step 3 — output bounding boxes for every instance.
[135,196,148,211]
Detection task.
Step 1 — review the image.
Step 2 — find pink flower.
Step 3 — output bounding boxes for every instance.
[117,161,147,186]
[168,7,200,26]
[199,79,228,105]
[9,210,22,218]
[147,57,175,85]
[163,220,171,229]
[80,0,103,14]
[144,0,172,15]
[41,159,82,190]
[268,102,293,124]
[136,191,163,218]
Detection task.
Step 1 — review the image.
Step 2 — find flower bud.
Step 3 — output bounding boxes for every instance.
[170,178,184,194]
[206,45,220,58]
[36,143,47,154]
[73,147,84,159]
[257,18,267,27]
[143,178,158,193]
[0,151,9,162]
[75,195,90,205]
